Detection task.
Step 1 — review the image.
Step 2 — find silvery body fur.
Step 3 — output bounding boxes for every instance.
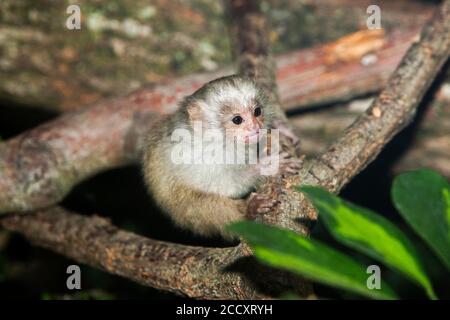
[142,75,272,237]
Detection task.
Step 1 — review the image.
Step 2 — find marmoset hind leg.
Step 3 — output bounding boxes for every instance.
[156,182,247,237]
[156,182,279,238]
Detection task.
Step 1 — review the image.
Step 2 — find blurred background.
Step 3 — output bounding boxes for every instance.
[0,0,448,299]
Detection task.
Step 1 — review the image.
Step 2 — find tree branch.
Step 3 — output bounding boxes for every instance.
[227,0,287,122]
[291,91,450,179]
[0,0,448,299]
[0,0,317,300]
[0,28,417,214]
[286,0,450,228]
[1,94,448,298]
[303,0,450,194]
[0,0,431,113]
[0,207,256,299]
[232,0,450,233]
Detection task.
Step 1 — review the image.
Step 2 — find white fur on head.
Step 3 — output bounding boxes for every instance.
[188,76,262,129]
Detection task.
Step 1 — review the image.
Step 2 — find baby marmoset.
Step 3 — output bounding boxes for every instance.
[142,75,300,238]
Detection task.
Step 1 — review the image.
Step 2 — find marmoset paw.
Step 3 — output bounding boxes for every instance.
[246,192,279,219]
[273,119,301,155]
[278,153,303,175]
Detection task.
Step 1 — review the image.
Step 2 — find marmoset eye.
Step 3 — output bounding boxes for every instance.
[254,107,262,117]
[232,115,243,125]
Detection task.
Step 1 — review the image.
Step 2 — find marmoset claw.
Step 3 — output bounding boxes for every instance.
[279,156,303,176]
[246,192,279,219]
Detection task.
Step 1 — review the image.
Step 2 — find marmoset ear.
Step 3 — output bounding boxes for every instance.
[186,101,205,122]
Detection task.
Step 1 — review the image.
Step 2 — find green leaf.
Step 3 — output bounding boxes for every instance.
[227,221,398,300]
[298,185,436,299]
[392,168,450,272]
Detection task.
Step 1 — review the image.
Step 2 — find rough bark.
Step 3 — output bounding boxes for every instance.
[302,1,450,194]
[225,0,315,294]
[0,0,318,299]
[250,0,450,230]
[0,28,418,214]
[0,0,448,299]
[291,90,450,179]
[1,95,448,299]
[299,0,434,26]
[0,207,254,299]
[227,0,307,233]
[0,0,433,112]
[0,26,418,113]
[227,0,283,118]
[0,0,232,111]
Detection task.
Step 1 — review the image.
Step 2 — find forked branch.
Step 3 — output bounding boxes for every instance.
[1,0,449,299]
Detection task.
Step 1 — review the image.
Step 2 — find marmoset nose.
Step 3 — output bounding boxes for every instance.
[246,123,259,135]
[250,115,260,132]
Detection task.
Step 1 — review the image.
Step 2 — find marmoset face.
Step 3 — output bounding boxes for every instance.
[221,101,265,144]
[187,76,268,145]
